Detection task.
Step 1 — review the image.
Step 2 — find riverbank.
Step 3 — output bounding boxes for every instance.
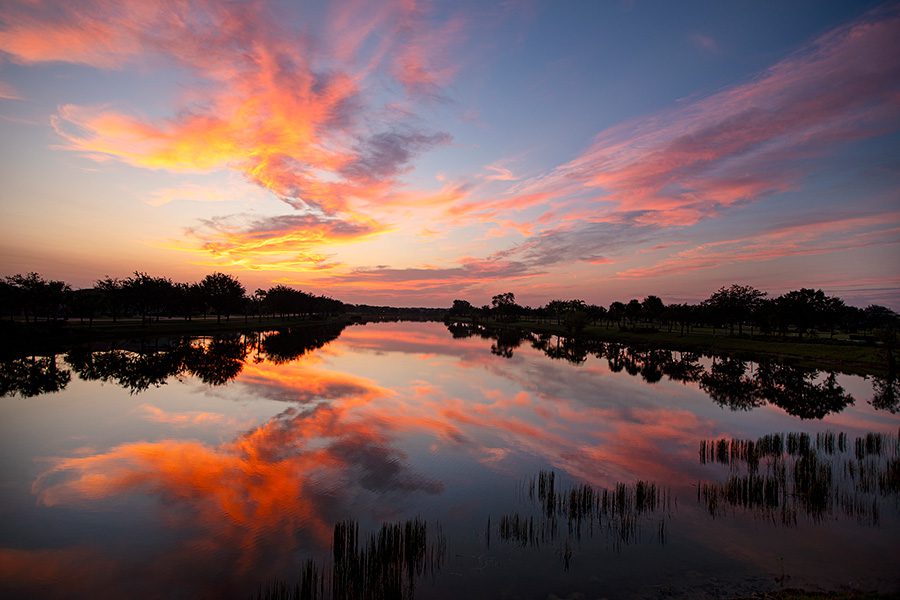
[0,312,447,360]
[454,318,891,377]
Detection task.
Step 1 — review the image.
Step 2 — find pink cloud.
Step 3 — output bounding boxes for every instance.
[514,7,900,226]
[616,212,900,279]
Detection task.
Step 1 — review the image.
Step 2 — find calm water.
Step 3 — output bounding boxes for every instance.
[1,321,898,599]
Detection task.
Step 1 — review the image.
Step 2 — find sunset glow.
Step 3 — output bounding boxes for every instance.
[1,1,898,305]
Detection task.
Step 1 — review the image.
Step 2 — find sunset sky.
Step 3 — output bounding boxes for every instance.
[1,0,898,307]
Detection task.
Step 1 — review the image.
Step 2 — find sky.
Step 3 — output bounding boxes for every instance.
[0,0,898,308]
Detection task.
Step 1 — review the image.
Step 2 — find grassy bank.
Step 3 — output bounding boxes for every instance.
[458,318,891,377]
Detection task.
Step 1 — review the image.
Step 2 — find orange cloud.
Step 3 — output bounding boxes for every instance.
[176,213,384,271]
[136,403,228,426]
[2,0,466,270]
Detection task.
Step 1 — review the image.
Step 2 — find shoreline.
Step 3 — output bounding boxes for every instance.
[452,317,891,377]
[1,315,893,377]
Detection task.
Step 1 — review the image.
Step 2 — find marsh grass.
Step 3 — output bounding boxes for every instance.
[698,429,900,526]
[496,471,674,569]
[251,518,445,600]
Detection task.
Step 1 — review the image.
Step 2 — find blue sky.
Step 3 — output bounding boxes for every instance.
[1,0,898,307]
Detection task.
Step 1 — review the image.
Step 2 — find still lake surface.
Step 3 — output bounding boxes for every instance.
[1,321,898,599]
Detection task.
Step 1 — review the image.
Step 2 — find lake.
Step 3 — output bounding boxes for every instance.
[1,321,898,599]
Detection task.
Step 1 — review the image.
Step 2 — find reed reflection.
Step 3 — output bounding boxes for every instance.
[697,430,900,525]
[253,518,446,600]
[493,471,673,570]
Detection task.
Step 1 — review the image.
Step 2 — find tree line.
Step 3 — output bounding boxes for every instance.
[448,284,899,341]
[0,271,344,325]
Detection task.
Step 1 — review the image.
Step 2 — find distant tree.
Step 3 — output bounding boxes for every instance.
[820,295,846,338]
[68,288,103,326]
[6,272,70,321]
[251,288,268,321]
[774,288,828,337]
[121,272,174,324]
[449,299,473,317]
[94,276,124,322]
[625,299,642,327]
[666,303,691,335]
[7,273,45,322]
[0,279,16,320]
[704,284,766,336]
[608,301,626,328]
[586,304,607,326]
[491,292,518,322]
[641,295,665,325]
[864,305,899,375]
[201,272,246,323]
[170,282,205,320]
[545,299,567,325]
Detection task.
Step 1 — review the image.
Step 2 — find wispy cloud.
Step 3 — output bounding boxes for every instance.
[616,211,900,279]
[513,6,900,226]
[0,80,22,100]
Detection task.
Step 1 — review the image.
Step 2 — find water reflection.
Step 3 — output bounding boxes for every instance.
[0,355,70,397]
[253,519,445,600]
[495,471,673,569]
[0,322,888,421]
[1,322,899,598]
[698,430,900,526]
[0,322,346,396]
[446,322,865,419]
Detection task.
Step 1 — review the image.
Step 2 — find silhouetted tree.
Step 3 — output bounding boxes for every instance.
[449,299,473,317]
[774,288,828,338]
[6,272,70,321]
[94,276,125,322]
[608,301,626,328]
[641,295,665,326]
[68,288,103,326]
[704,284,766,336]
[121,272,174,324]
[586,304,607,326]
[625,299,642,327]
[491,292,518,322]
[201,272,246,323]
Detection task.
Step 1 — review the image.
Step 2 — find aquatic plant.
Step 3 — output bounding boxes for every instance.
[251,518,445,600]
[495,471,674,569]
[698,430,900,526]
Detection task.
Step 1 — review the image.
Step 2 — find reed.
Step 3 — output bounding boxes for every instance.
[499,471,673,567]
[251,518,445,600]
[698,430,899,526]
